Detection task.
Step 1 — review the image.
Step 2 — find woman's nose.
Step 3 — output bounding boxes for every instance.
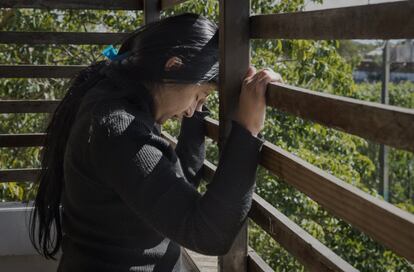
[184,105,195,118]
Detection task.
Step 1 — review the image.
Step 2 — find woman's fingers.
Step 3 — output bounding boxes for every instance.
[236,66,285,137]
[245,66,257,79]
[242,67,284,96]
[257,68,284,85]
[242,66,257,86]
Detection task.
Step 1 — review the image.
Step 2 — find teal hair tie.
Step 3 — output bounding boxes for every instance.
[102,45,119,60]
[102,45,131,62]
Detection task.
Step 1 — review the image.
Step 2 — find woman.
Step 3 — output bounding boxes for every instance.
[29,13,282,271]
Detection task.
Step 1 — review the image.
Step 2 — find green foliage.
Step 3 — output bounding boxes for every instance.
[353,82,414,214]
[1,1,413,271]
[337,40,379,69]
[0,8,144,201]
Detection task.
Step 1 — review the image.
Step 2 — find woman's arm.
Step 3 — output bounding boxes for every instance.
[89,113,264,256]
[175,105,211,189]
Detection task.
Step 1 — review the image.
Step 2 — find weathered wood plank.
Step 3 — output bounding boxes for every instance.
[161,132,216,187]
[182,248,202,272]
[0,32,129,45]
[247,247,274,272]
[249,194,358,272]
[185,249,218,272]
[203,118,414,262]
[218,0,250,147]
[0,65,85,78]
[0,100,60,113]
[218,0,250,271]
[0,134,45,147]
[0,0,188,11]
[202,157,355,272]
[250,1,414,40]
[266,83,414,152]
[160,131,177,147]
[161,0,188,10]
[144,0,160,24]
[0,0,143,10]
[0,168,40,182]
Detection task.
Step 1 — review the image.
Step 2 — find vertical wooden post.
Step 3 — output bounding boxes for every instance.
[143,0,161,24]
[143,0,161,132]
[380,41,390,202]
[218,0,250,271]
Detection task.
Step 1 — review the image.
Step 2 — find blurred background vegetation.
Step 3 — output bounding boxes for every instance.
[1,0,413,271]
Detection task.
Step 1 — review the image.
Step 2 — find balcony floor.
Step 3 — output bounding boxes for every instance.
[184,248,218,272]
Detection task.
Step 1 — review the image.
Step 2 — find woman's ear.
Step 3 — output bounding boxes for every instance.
[164,56,184,71]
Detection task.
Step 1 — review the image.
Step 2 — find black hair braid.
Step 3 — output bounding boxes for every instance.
[28,60,107,259]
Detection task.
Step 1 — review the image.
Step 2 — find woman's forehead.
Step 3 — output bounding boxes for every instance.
[203,83,217,92]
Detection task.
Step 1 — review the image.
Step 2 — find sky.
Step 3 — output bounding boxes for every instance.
[305,0,404,11]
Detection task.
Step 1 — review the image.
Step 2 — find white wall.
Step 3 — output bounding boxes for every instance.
[0,203,60,272]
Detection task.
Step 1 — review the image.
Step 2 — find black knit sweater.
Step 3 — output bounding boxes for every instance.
[57,75,265,272]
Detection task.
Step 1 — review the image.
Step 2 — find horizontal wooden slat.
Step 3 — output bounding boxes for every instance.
[161,0,188,9]
[250,1,414,39]
[0,124,172,149]
[181,249,202,272]
[0,134,45,147]
[250,194,357,272]
[203,118,414,262]
[0,0,143,10]
[266,83,414,152]
[0,65,85,78]
[247,247,274,272]
[0,100,60,113]
[0,0,188,10]
[161,130,218,187]
[0,131,186,182]
[0,32,129,45]
[0,168,40,182]
[201,155,355,272]
[163,129,223,190]
[160,131,177,147]
[0,111,171,149]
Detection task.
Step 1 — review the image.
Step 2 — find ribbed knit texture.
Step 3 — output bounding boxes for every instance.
[58,78,265,272]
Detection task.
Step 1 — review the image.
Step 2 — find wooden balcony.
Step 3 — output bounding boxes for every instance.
[1,0,414,271]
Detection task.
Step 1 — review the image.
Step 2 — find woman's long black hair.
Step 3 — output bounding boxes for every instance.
[29,12,219,260]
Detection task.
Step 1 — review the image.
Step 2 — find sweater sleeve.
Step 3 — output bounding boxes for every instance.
[89,112,264,256]
[175,105,211,189]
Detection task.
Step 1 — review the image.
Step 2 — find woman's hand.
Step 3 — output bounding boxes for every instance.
[234,66,283,137]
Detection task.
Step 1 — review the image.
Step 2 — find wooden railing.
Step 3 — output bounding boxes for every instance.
[266,83,414,152]
[1,0,414,271]
[1,0,186,10]
[203,117,414,268]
